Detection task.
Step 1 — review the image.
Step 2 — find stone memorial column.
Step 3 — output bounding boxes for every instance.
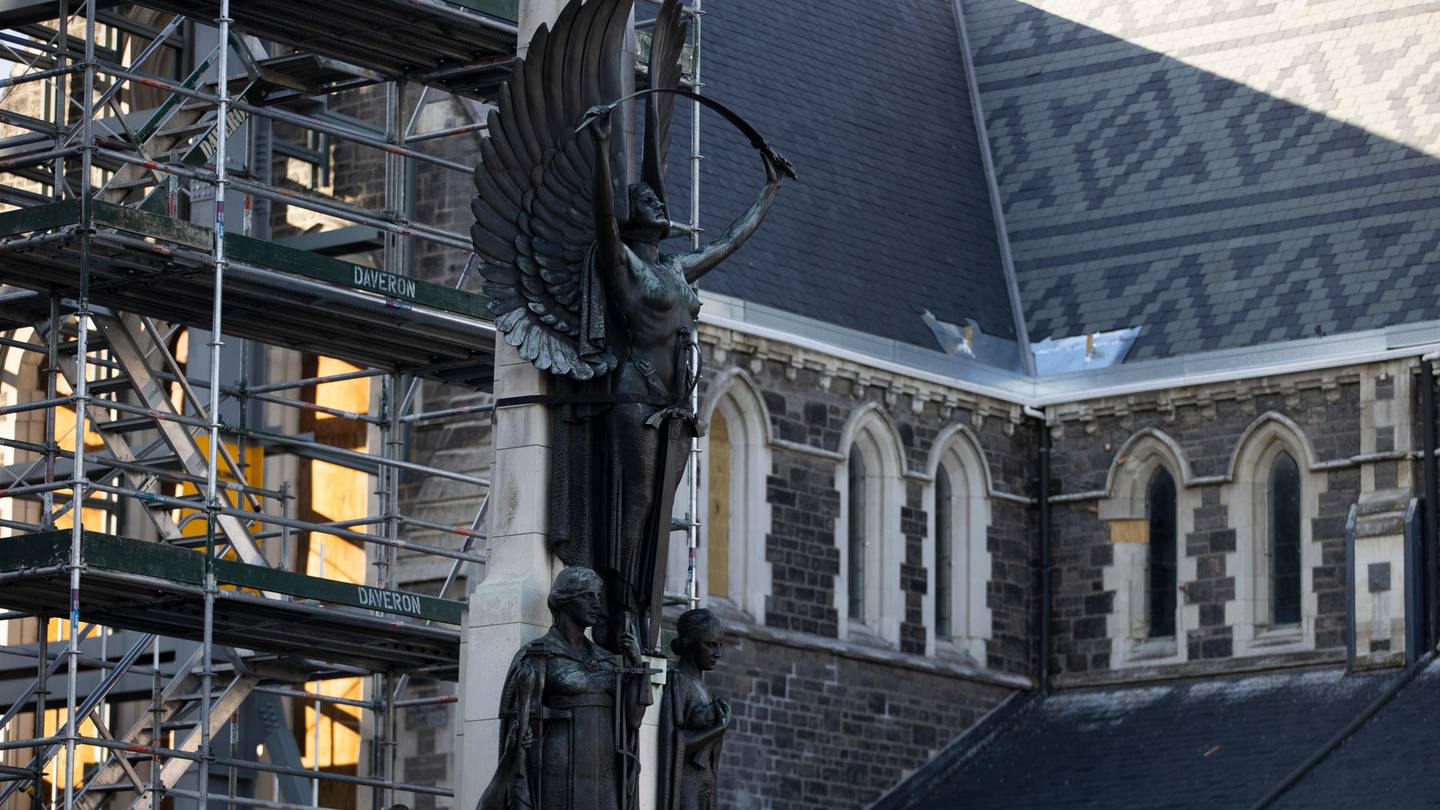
[456,339,559,809]
[455,15,563,808]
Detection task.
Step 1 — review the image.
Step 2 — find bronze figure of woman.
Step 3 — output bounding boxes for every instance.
[656,609,730,810]
[479,567,652,810]
[471,0,791,652]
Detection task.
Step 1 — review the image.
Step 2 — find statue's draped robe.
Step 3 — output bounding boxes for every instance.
[479,631,645,810]
[656,670,723,810]
[550,257,699,651]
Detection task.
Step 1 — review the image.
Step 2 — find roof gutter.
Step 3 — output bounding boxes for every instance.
[1031,341,1440,407]
[699,309,1037,406]
[950,0,1035,376]
[704,298,1440,411]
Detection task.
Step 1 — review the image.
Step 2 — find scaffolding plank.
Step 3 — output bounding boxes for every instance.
[128,0,516,95]
[0,206,494,386]
[0,531,466,625]
[0,197,79,237]
[0,201,492,320]
[448,0,517,19]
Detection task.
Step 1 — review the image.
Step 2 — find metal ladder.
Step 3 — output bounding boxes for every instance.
[0,309,273,809]
[99,34,266,211]
[73,646,258,810]
[49,311,268,565]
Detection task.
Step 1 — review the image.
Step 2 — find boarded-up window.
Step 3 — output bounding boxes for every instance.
[706,408,732,598]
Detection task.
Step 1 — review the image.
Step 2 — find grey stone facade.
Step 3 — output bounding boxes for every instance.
[697,327,1037,679]
[706,631,1012,810]
[1047,374,1370,683]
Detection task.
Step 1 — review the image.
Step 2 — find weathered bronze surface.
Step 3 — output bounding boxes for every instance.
[657,609,729,810]
[478,567,652,810]
[471,0,790,654]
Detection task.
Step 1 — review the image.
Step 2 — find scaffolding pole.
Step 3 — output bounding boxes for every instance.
[62,2,100,809]
[686,0,705,610]
[199,5,234,808]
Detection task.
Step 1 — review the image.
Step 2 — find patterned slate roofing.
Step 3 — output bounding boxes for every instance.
[963,0,1440,362]
[877,667,1404,809]
[652,0,1017,348]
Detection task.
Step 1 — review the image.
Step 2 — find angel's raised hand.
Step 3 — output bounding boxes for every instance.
[761,145,797,182]
[580,105,615,139]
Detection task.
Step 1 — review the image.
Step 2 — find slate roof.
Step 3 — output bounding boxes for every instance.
[962,0,1440,362]
[653,0,1016,347]
[1275,658,1440,807]
[659,1,1440,365]
[875,667,1408,809]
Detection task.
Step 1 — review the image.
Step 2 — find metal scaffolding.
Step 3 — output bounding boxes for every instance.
[0,1,710,808]
[0,0,516,808]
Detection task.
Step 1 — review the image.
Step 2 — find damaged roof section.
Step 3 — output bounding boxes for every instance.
[874,666,1427,809]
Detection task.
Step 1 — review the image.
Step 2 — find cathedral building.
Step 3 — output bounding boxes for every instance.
[0,0,1437,808]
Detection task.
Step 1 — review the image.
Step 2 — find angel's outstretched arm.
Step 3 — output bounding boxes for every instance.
[680,149,789,284]
[588,112,629,284]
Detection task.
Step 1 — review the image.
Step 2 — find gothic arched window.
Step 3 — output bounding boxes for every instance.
[1269,451,1302,626]
[934,466,954,639]
[847,445,868,622]
[1147,468,1177,638]
[695,376,772,621]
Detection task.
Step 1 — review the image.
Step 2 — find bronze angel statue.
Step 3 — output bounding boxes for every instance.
[472,0,792,653]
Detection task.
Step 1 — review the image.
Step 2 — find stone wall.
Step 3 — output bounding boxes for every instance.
[1043,362,1416,685]
[662,325,1038,806]
[706,629,1014,810]
[698,325,1039,678]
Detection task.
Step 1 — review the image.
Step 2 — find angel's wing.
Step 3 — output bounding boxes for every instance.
[642,0,689,207]
[471,0,634,381]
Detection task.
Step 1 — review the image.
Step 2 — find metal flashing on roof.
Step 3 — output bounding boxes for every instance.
[921,309,1024,372]
[1031,326,1141,376]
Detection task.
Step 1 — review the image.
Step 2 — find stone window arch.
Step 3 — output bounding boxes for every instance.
[1226,414,1326,656]
[696,372,773,623]
[1098,430,1196,667]
[835,406,905,645]
[924,426,993,664]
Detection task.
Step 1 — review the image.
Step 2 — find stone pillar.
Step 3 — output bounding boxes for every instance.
[517,0,566,58]
[456,3,566,802]
[1351,362,1414,668]
[637,658,667,810]
[457,340,669,810]
[457,341,558,808]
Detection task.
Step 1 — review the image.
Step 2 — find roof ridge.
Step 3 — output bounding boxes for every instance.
[869,690,1040,810]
